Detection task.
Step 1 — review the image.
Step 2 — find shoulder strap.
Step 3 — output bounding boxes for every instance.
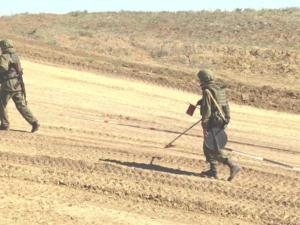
[204,89,226,122]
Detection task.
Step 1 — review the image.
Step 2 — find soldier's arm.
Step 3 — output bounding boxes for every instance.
[11,54,23,75]
[196,99,202,106]
[201,89,212,130]
[0,54,6,63]
[0,54,11,71]
[222,102,230,124]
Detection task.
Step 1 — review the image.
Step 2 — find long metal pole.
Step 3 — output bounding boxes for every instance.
[165,119,202,148]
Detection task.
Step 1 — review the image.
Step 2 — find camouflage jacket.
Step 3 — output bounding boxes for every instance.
[200,82,230,130]
[0,48,22,92]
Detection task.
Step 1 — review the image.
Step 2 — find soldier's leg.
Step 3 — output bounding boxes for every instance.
[0,91,12,129]
[12,92,38,125]
[215,150,240,181]
[215,149,229,164]
[200,144,218,178]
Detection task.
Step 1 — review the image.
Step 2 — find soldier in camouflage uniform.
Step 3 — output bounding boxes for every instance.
[0,39,40,132]
[196,69,240,181]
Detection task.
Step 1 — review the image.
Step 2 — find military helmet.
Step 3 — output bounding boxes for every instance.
[197,69,214,82]
[0,39,14,49]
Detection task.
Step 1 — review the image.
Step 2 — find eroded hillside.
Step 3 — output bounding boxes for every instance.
[0,9,299,112]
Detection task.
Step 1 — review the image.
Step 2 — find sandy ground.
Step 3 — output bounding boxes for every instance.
[0,60,299,225]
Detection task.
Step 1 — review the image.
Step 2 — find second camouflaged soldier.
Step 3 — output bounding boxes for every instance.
[197,69,240,181]
[0,39,40,132]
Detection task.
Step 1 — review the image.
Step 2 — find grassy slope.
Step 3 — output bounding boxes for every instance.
[0,9,299,112]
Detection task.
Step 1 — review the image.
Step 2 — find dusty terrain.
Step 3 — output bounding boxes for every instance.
[1,10,300,113]
[0,60,299,225]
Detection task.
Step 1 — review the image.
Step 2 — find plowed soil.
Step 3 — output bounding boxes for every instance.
[0,60,299,225]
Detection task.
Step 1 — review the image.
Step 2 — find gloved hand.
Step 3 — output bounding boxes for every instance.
[225,117,230,124]
[222,118,230,129]
[203,129,209,138]
[196,99,203,106]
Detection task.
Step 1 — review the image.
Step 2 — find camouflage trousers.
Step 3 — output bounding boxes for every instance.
[0,91,37,127]
[203,143,229,166]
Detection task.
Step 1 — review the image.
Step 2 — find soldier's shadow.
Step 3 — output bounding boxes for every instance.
[100,158,201,177]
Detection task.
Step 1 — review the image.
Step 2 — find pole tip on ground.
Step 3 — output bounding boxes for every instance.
[165,144,175,148]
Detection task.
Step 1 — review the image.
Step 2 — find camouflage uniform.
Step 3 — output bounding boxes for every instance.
[197,69,240,181]
[201,82,230,165]
[0,40,39,132]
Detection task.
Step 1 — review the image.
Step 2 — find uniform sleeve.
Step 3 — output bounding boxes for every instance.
[222,103,230,123]
[201,89,212,130]
[0,54,11,72]
[11,54,23,75]
[0,54,4,65]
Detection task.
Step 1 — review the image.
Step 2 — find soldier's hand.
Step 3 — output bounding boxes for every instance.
[196,99,203,106]
[203,129,209,138]
[225,117,230,124]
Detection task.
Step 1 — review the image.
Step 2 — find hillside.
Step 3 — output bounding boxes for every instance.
[0,9,300,112]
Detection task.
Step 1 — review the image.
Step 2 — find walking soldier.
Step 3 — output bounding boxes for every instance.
[0,39,40,132]
[197,69,240,181]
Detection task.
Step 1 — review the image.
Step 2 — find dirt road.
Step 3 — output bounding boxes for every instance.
[0,60,299,225]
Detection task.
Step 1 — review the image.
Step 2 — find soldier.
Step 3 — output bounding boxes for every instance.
[196,69,240,181]
[0,39,40,132]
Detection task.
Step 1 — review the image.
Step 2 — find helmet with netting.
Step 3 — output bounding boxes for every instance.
[0,39,13,49]
[197,69,214,82]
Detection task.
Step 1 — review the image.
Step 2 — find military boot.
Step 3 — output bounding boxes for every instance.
[0,124,9,131]
[200,164,218,179]
[225,159,241,181]
[31,121,40,133]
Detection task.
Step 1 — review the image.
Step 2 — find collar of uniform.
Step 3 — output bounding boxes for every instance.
[201,81,215,90]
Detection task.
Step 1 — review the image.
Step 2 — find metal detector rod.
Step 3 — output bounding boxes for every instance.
[165,119,202,148]
[224,147,300,170]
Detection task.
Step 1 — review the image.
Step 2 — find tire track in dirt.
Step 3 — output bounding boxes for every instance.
[0,151,299,225]
[2,127,299,178]
[47,120,300,156]
[2,125,299,182]
[0,60,299,225]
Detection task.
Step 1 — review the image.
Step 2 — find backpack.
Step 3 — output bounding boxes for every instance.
[0,54,12,74]
[205,88,230,126]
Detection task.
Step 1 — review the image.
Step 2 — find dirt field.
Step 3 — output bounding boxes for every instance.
[0,60,299,225]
